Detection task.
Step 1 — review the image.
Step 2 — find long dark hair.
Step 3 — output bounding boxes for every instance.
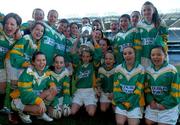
[142,1,161,28]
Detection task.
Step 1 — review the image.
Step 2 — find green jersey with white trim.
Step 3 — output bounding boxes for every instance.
[113,27,141,64]
[97,65,115,93]
[137,20,168,59]
[145,62,179,109]
[113,62,145,111]
[18,67,55,105]
[10,35,39,68]
[50,68,71,105]
[72,46,102,89]
[0,31,17,69]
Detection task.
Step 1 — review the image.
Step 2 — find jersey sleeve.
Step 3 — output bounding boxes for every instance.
[62,75,71,105]
[113,73,128,105]
[160,71,179,108]
[18,68,43,105]
[10,38,30,68]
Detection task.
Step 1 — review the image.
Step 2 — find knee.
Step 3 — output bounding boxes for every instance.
[0,83,6,94]
[35,106,46,116]
[100,106,108,112]
[116,118,126,125]
[71,107,78,115]
[116,121,125,125]
[145,118,155,125]
[145,121,153,125]
[87,109,96,117]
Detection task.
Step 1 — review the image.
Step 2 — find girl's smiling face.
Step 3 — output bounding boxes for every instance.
[119,17,130,31]
[142,4,154,22]
[105,53,115,68]
[131,12,140,26]
[93,30,103,41]
[123,47,135,65]
[70,23,79,36]
[48,11,58,25]
[99,39,109,54]
[33,54,46,73]
[151,47,166,69]
[54,56,65,73]
[31,24,44,40]
[82,51,91,64]
[4,17,19,37]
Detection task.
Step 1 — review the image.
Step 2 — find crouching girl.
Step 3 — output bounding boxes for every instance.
[48,55,71,119]
[11,51,57,123]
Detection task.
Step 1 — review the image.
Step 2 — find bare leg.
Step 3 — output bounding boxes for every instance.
[0,82,6,94]
[85,105,96,116]
[23,105,45,116]
[145,118,155,125]
[100,102,110,112]
[128,118,140,125]
[71,103,81,115]
[116,114,127,125]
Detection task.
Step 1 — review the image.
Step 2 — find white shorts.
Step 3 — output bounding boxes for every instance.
[72,88,97,106]
[0,68,6,82]
[5,59,23,81]
[100,92,111,103]
[115,106,143,119]
[145,105,179,125]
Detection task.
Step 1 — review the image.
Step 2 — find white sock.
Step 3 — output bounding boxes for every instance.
[14,99,25,111]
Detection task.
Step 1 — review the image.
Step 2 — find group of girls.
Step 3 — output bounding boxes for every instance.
[0,1,179,125]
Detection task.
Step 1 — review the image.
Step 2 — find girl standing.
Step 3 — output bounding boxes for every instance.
[113,14,141,64]
[138,1,168,67]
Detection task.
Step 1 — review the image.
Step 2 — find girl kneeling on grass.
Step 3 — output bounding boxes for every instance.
[96,51,116,112]
[71,42,102,117]
[145,46,179,125]
[11,51,57,123]
[113,46,145,125]
[49,55,71,119]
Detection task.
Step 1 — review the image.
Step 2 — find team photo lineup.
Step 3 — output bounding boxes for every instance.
[0,1,179,125]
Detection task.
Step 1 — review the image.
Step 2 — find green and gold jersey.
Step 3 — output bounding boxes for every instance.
[18,67,55,105]
[113,27,141,64]
[137,20,168,59]
[145,62,179,109]
[10,35,39,69]
[113,62,145,111]
[97,65,115,93]
[0,31,17,68]
[51,68,71,105]
[72,45,102,89]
